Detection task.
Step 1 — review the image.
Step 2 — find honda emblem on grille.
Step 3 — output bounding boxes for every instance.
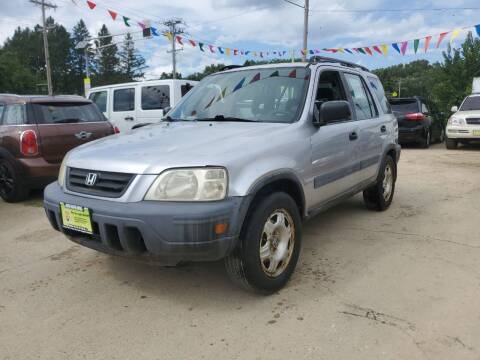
[85,173,98,186]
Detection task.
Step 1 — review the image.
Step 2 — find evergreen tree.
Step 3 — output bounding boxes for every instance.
[71,19,93,93]
[118,33,146,81]
[95,24,120,85]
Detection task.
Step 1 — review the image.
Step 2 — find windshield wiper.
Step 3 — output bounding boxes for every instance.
[53,118,82,123]
[196,115,260,122]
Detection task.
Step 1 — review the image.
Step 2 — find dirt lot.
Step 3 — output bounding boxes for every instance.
[1,144,479,360]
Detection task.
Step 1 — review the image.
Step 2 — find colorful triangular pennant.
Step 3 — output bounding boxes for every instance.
[436,32,448,48]
[233,78,245,92]
[86,0,96,9]
[123,16,131,27]
[108,10,117,20]
[392,43,401,54]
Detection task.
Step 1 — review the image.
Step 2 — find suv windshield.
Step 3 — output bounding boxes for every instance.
[169,67,310,123]
[459,96,480,111]
[389,99,419,114]
[33,102,105,124]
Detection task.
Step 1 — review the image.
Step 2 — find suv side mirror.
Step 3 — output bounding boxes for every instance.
[451,106,458,113]
[313,100,352,126]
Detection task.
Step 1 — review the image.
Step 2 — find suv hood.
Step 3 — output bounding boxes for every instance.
[66,121,288,174]
[453,110,480,118]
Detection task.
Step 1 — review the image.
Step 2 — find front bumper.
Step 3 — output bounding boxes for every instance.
[446,125,480,139]
[44,182,249,265]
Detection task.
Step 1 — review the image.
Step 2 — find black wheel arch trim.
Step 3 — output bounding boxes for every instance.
[0,148,24,174]
[246,170,306,218]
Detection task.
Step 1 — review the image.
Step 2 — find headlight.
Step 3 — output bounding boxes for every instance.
[448,116,465,126]
[58,155,68,187]
[145,168,228,201]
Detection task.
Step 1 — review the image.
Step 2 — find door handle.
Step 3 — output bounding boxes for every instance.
[75,131,92,140]
[380,125,387,133]
[125,116,134,121]
[349,131,358,141]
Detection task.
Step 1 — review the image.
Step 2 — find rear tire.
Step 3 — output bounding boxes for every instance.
[420,128,431,148]
[225,192,302,294]
[363,155,396,211]
[0,159,29,203]
[445,138,458,150]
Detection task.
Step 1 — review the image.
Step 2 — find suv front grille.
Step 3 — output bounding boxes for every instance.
[466,117,480,125]
[66,168,135,198]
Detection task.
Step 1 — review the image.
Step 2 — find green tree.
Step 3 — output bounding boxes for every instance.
[118,33,146,81]
[95,24,120,85]
[71,19,94,94]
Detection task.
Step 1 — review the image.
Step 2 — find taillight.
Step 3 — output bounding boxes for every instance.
[405,112,425,121]
[114,126,120,134]
[20,130,39,156]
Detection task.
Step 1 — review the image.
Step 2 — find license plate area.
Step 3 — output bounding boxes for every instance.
[60,202,93,235]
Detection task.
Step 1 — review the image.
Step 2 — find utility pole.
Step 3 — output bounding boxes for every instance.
[302,0,309,62]
[164,19,184,79]
[283,0,309,62]
[30,0,56,95]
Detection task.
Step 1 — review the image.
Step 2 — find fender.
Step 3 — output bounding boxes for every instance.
[246,169,306,217]
[0,147,24,174]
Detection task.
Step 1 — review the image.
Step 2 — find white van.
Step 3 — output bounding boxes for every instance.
[87,79,197,132]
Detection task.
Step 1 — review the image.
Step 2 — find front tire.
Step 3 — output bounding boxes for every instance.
[363,155,396,211]
[225,192,302,294]
[445,138,457,149]
[0,159,29,203]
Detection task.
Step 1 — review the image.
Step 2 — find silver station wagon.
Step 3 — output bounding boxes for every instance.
[44,57,400,293]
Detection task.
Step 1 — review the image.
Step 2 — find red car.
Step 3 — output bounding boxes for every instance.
[0,95,117,202]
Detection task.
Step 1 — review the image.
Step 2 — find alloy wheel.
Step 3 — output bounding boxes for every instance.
[259,209,295,278]
[0,163,14,197]
[382,163,394,201]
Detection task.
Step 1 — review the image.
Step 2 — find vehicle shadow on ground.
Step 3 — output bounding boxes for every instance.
[103,196,368,303]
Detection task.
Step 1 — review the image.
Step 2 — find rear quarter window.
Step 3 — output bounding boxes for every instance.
[368,77,392,114]
[141,85,170,110]
[2,104,26,125]
[33,102,105,124]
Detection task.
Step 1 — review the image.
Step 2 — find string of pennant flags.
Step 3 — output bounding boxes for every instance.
[83,0,480,59]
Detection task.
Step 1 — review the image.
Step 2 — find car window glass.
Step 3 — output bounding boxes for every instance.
[89,91,107,113]
[169,67,309,123]
[315,70,351,122]
[141,85,170,110]
[344,73,376,120]
[0,104,5,123]
[181,83,194,97]
[367,77,391,114]
[113,88,135,112]
[390,100,419,114]
[459,96,480,111]
[3,104,26,125]
[33,102,104,124]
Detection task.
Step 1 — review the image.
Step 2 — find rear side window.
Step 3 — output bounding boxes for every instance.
[344,73,378,120]
[181,83,194,97]
[33,102,105,124]
[113,88,135,112]
[141,85,170,110]
[0,104,5,123]
[3,104,26,125]
[89,91,107,113]
[368,77,392,114]
[390,100,419,114]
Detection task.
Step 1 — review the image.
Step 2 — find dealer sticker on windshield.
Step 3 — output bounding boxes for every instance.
[60,202,93,234]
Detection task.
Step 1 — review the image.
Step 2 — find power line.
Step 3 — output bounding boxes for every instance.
[309,6,480,13]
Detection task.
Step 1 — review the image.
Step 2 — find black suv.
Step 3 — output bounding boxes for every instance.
[389,97,445,148]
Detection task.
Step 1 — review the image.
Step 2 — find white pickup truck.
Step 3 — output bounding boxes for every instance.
[88,79,197,132]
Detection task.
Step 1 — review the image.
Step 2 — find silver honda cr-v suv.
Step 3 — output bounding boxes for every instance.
[44,57,400,293]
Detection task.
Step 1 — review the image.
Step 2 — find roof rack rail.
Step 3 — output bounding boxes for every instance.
[219,65,244,71]
[308,56,370,72]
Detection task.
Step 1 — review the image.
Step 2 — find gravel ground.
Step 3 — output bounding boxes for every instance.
[1,143,479,360]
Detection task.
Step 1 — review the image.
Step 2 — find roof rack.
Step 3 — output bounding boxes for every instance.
[308,56,370,72]
[219,65,244,72]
